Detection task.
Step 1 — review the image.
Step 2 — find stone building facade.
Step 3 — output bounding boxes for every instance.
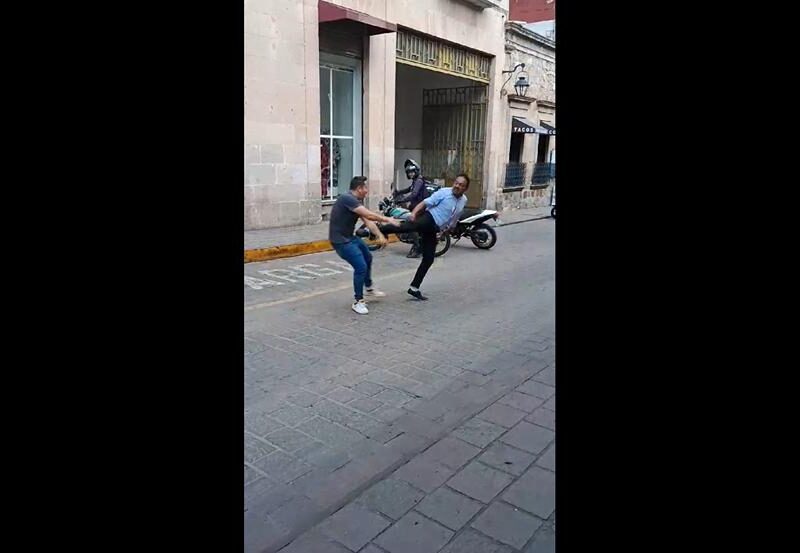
[245,0,513,230]
[495,20,556,212]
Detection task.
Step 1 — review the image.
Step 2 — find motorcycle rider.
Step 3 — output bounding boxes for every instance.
[395,159,427,258]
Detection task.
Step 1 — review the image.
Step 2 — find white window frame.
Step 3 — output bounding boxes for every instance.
[319,53,362,203]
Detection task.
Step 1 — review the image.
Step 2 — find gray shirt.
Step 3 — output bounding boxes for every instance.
[328,192,363,244]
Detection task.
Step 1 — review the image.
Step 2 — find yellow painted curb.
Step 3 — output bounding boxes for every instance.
[244,235,399,263]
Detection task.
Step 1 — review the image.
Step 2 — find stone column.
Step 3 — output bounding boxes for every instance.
[362,31,396,211]
[482,34,507,211]
[301,0,322,223]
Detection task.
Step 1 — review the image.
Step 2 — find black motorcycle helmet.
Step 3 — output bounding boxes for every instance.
[404,159,421,180]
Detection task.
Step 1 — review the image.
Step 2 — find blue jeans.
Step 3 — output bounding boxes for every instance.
[333,237,373,300]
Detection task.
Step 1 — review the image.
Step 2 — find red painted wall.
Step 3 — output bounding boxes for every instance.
[509,0,555,23]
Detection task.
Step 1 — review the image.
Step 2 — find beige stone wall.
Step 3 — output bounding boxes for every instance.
[387,0,508,58]
[327,0,508,55]
[362,32,397,213]
[505,26,555,104]
[495,185,552,211]
[245,0,322,230]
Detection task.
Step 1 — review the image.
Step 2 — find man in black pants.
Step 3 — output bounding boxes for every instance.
[379,173,470,300]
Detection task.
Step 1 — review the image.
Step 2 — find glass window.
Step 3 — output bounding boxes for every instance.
[332,69,353,136]
[319,62,359,200]
[320,67,331,135]
[332,138,353,199]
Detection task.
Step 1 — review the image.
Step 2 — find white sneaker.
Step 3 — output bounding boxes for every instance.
[365,287,386,298]
[351,300,369,314]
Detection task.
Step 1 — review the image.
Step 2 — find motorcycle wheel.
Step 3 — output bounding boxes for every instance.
[434,232,451,257]
[470,223,497,249]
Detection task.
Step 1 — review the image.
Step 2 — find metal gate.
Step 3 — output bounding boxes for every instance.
[422,86,488,209]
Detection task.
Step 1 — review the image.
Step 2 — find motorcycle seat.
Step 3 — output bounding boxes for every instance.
[458,208,482,221]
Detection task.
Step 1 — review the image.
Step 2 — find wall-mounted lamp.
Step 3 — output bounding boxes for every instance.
[514,73,530,96]
[501,63,529,97]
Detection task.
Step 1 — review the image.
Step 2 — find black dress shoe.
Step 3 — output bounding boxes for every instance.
[407,288,428,300]
[355,227,371,238]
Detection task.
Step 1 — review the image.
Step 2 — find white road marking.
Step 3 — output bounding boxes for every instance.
[244,276,286,290]
[257,268,316,283]
[290,263,343,277]
[244,269,417,311]
[245,260,355,290]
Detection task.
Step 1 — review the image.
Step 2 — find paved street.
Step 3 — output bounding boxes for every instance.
[244,218,555,553]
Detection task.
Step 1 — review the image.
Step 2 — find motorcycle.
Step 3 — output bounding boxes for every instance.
[437,208,499,256]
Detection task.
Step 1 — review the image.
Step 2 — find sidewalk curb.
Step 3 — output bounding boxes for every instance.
[244,235,399,264]
[243,214,552,263]
[496,214,552,227]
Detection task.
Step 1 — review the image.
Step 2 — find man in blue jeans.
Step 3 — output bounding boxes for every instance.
[329,176,401,314]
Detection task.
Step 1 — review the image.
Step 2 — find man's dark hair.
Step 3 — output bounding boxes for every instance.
[456,173,470,188]
[350,176,368,190]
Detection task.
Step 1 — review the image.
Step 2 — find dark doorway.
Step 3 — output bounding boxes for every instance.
[509,133,524,163]
[537,133,550,163]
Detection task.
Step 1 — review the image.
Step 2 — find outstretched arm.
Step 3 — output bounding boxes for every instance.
[353,205,400,226]
[360,217,387,245]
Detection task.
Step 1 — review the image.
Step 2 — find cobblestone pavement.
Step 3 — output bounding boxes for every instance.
[245,219,555,553]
